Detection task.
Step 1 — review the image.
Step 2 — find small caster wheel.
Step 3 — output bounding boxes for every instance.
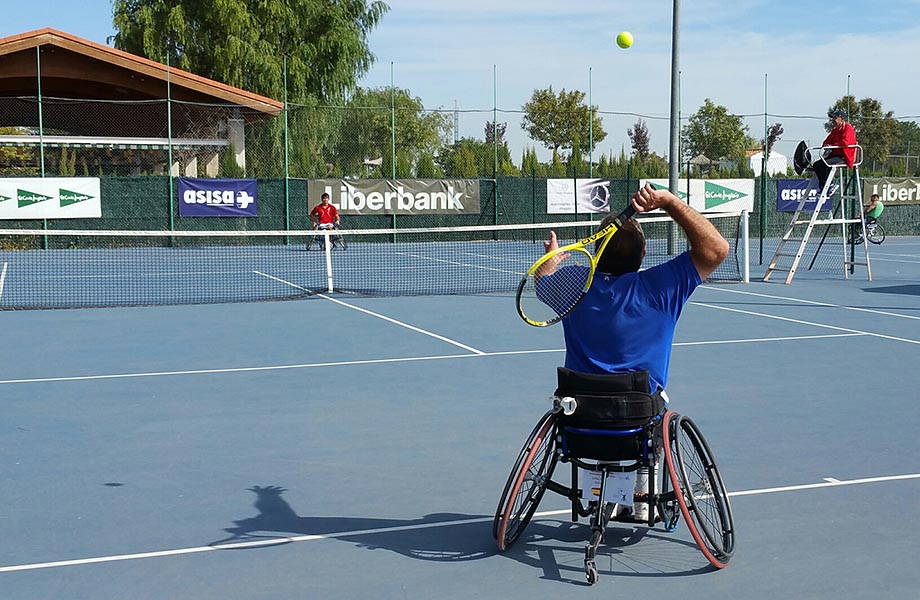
[585,560,598,585]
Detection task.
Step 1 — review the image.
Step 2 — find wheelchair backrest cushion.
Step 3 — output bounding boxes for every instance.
[555,367,664,428]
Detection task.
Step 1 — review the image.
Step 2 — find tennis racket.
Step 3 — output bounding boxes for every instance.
[516,204,637,327]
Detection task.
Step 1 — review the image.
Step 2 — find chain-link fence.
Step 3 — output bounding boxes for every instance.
[2,94,920,247]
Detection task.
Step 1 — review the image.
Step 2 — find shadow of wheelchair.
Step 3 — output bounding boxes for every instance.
[210,485,717,583]
[505,518,718,585]
[210,485,495,562]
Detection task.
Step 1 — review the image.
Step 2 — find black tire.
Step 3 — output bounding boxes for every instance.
[867,224,885,245]
[493,411,558,551]
[662,411,735,568]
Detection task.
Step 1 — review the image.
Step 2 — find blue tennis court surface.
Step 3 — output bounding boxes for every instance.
[2,238,919,598]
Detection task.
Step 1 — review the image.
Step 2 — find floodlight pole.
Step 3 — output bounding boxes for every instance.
[667,0,681,253]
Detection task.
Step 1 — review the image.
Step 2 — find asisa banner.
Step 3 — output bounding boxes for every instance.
[178,178,258,217]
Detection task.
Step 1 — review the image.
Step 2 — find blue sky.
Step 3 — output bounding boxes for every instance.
[5,0,920,161]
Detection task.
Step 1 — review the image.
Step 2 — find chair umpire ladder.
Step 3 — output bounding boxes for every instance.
[763,145,871,284]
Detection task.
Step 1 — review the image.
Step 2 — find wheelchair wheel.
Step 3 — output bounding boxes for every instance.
[662,411,735,568]
[493,410,558,551]
[866,224,885,245]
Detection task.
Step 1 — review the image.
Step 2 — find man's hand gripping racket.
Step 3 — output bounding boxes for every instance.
[516,187,659,327]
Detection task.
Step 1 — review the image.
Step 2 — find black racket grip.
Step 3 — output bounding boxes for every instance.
[613,204,637,226]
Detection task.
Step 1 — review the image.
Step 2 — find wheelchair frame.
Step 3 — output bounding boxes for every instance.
[306,226,347,251]
[493,405,735,585]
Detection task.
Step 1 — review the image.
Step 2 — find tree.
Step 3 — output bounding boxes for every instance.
[890,120,920,175]
[764,123,784,155]
[681,99,753,163]
[485,121,506,145]
[329,86,451,178]
[521,86,606,157]
[627,119,650,160]
[828,96,901,170]
[112,0,388,103]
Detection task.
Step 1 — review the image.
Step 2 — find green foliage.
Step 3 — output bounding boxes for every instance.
[828,96,901,170]
[330,87,451,178]
[220,142,246,177]
[112,0,388,103]
[681,99,751,164]
[0,126,39,176]
[415,152,441,178]
[437,136,515,178]
[627,119,650,160]
[521,86,606,156]
[59,146,77,176]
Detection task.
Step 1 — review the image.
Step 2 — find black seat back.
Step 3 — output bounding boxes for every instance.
[555,367,664,461]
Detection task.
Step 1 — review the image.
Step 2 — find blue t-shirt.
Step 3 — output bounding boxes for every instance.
[551,251,701,392]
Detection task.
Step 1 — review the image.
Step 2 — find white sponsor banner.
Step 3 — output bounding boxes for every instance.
[0,178,102,219]
[546,178,611,214]
[641,179,754,213]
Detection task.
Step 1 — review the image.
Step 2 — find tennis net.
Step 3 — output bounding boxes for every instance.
[0,211,748,309]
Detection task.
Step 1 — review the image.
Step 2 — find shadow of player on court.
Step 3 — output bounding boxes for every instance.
[210,485,714,583]
[210,485,495,562]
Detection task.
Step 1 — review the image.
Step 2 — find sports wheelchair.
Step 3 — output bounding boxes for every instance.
[493,368,735,585]
[306,224,347,251]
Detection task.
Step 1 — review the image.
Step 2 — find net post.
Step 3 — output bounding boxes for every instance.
[324,231,334,293]
[741,209,750,283]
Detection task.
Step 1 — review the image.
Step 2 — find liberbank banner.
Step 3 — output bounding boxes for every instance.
[862,177,920,205]
[641,179,754,213]
[0,177,102,219]
[308,179,480,215]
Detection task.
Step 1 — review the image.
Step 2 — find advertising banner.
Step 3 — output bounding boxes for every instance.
[862,177,920,205]
[0,177,101,219]
[641,179,755,213]
[308,179,480,215]
[178,178,258,217]
[776,179,832,212]
[546,178,611,214]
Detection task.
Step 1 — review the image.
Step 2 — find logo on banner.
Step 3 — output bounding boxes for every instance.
[183,189,255,209]
[328,184,464,211]
[0,193,11,204]
[546,179,610,214]
[309,179,481,215]
[179,178,258,217]
[648,181,689,200]
[704,182,744,209]
[776,179,831,212]
[587,183,609,211]
[18,189,54,208]
[60,188,94,207]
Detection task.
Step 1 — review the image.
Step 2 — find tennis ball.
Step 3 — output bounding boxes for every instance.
[616,31,633,49]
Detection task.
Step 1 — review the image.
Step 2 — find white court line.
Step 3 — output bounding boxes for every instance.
[254,271,485,355]
[0,333,864,385]
[1,472,917,574]
[0,261,7,302]
[691,301,920,345]
[700,285,920,321]
[393,252,522,276]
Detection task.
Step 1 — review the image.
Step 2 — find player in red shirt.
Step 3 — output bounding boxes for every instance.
[813,108,857,196]
[308,193,345,250]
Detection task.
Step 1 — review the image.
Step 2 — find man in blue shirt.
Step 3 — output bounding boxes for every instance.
[543,183,729,390]
[542,183,728,521]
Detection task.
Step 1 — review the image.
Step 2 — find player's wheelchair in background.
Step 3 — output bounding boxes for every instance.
[493,368,735,585]
[306,224,347,251]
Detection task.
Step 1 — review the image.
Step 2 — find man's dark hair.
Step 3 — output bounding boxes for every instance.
[321,193,330,200]
[595,215,645,275]
[871,193,880,199]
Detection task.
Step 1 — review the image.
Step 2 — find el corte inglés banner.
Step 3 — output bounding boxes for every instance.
[641,179,754,213]
[0,177,102,219]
